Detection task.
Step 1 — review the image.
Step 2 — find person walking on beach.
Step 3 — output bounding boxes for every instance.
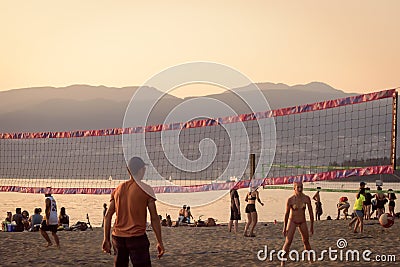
[351,188,366,233]
[243,186,264,237]
[281,182,314,266]
[228,188,241,233]
[348,182,366,226]
[102,157,164,266]
[312,187,322,221]
[40,193,60,248]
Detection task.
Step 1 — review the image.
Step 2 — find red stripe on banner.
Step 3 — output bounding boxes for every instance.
[0,165,393,194]
[0,89,395,139]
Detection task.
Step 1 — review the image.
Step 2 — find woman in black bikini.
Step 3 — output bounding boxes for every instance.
[281,182,314,266]
[243,186,264,237]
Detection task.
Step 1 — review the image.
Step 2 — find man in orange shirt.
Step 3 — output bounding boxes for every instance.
[102,157,164,266]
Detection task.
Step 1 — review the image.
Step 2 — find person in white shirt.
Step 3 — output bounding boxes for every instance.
[40,193,60,248]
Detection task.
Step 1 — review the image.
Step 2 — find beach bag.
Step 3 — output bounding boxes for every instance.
[71,221,88,231]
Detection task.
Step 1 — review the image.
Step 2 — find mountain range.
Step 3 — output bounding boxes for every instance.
[0,82,356,132]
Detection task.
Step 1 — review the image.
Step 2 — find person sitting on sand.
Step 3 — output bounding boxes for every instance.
[178,205,187,223]
[185,206,194,224]
[5,211,12,223]
[388,189,397,218]
[336,196,350,220]
[281,182,314,266]
[29,208,43,232]
[243,186,264,237]
[312,187,323,221]
[58,207,70,230]
[22,210,30,231]
[350,188,366,233]
[12,208,25,232]
[166,215,172,227]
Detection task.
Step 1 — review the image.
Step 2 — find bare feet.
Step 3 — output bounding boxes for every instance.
[44,242,53,247]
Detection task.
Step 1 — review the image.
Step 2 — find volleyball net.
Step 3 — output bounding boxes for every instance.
[0,89,397,195]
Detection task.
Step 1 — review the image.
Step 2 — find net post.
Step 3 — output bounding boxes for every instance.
[391,91,398,170]
[250,153,256,180]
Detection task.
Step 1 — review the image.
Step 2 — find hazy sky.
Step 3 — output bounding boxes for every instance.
[1,1,399,97]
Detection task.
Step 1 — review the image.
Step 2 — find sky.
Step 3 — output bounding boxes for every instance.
[1,1,399,98]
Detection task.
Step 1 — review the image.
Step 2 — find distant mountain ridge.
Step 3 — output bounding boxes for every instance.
[0,82,357,132]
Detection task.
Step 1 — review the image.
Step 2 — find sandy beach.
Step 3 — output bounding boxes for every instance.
[0,219,399,267]
[2,184,394,227]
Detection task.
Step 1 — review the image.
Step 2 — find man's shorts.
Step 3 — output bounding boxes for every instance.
[40,220,58,233]
[230,207,241,221]
[112,234,151,267]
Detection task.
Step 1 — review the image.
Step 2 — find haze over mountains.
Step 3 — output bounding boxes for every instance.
[0,82,356,132]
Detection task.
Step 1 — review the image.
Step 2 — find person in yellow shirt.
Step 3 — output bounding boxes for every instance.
[352,188,366,233]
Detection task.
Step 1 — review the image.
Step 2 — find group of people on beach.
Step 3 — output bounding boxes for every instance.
[228,182,314,266]
[347,182,397,233]
[227,180,398,265]
[2,205,70,233]
[1,194,74,249]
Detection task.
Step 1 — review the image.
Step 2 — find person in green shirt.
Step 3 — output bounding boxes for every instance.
[352,188,366,233]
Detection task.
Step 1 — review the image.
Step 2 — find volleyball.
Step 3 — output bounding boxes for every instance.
[379,213,395,228]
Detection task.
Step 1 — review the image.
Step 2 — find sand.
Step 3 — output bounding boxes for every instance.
[0,220,399,266]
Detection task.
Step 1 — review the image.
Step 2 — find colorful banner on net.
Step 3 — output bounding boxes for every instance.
[0,165,393,194]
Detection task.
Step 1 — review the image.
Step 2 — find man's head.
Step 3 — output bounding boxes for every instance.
[360,181,366,189]
[127,157,147,180]
[15,208,21,214]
